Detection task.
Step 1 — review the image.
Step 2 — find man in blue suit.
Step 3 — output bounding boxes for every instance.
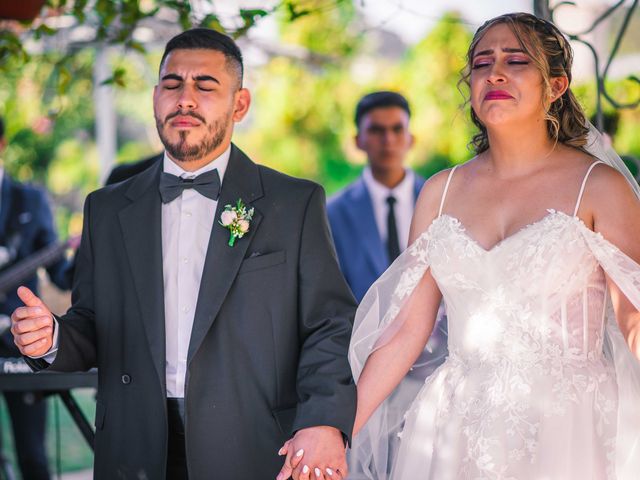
[328,92,424,301]
[330,94,448,479]
[0,116,70,480]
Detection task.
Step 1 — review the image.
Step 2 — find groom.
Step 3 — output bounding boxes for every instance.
[10,29,356,479]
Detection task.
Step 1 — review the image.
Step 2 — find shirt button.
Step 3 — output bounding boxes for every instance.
[185,211,192,217]
[183,257,189,263]
[182,306,189,313]
[121,374,131,384]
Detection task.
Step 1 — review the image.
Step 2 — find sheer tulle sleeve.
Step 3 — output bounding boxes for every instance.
[580,227,640,479]
[348,228,448,478]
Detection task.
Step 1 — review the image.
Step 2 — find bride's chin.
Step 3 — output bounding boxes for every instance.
[478,109,516,127]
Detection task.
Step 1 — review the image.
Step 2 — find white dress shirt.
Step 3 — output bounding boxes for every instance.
[162,146,230,398]
[362,167,415,251]
[36,147,231,399]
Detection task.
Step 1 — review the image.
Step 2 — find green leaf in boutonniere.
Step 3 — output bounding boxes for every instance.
[219,198,254,247]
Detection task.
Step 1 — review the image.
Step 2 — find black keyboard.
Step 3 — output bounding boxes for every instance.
[0,357,97,391]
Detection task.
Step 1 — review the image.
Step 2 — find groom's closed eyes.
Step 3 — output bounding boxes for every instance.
[161,73,221,91]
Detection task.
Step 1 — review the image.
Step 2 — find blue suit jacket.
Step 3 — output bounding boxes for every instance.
[327,172,425,301]
[0,174,70,356]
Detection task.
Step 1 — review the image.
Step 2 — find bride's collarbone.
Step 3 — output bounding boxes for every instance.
[439,157,599,246]
[442,194,576,249]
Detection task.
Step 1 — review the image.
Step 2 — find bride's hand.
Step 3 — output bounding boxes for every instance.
[276,439,304,480]
[276,438,345,480]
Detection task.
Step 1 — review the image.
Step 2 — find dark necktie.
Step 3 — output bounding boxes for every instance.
[159,169,221,204]
[386,195,400,262]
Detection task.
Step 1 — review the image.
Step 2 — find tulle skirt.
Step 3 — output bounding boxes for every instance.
[391,353,619,480]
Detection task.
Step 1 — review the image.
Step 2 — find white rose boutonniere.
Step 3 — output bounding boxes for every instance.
[219,199,254,247]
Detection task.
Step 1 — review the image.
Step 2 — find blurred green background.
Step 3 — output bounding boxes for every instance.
[1,2,638,240]
[0,0,638,476]
[0,391,95,476]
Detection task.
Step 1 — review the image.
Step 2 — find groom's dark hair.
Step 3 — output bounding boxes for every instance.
[160,28,244,88]
[0,116,4,140]
[355,91,411,129]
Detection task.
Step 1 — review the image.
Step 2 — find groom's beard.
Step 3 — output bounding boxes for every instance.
[156,110,230,162]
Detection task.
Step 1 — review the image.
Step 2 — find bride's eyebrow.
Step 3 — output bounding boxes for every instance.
[473,47,526,58]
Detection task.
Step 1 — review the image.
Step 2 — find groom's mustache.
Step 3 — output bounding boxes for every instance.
[164,110,207,125]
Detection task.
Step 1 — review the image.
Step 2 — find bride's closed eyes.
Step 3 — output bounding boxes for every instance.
[472,57,531,69]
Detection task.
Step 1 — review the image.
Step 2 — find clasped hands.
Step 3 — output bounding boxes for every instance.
[276,425,347,480]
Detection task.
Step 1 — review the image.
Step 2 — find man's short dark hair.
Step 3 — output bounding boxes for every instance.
[160,28,244,87]
[0,116,4,140]
[355,91,411,128]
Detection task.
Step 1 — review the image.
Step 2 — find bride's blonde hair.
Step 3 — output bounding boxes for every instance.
[461,12,589,154]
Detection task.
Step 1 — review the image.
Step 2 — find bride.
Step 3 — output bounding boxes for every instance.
[345,12,640,480]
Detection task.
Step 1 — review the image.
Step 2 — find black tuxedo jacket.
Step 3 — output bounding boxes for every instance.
[105,154,161,185]
[29,145,357,479]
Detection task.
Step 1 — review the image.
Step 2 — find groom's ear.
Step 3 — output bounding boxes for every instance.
[354,133,365,152]
[232,88,251,122]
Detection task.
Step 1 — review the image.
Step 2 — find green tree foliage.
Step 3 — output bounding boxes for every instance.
[234,0,364,194]
[388,12,474,178]
[0,49,97,187]
[236,11,474,194]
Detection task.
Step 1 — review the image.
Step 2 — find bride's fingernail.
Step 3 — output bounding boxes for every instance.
[314,467,321,477]
[296,448,304,457]
[326,468,334,476]
[278,447,284,455]
[302,465,310,474]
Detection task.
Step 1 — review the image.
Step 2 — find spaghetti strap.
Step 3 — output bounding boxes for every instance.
[438,165,458,217]
[573,161,605,217]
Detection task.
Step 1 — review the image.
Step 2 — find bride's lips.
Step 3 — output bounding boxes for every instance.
[484,90,514,100]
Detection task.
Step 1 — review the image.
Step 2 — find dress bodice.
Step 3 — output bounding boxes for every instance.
[426,210,608,366]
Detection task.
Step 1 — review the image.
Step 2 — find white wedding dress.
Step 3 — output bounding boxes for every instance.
[349,161,640,480]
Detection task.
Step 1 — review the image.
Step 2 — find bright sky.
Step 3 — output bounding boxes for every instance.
[211,0,533,43]
[356,0,532,44]
[210,0,635,81]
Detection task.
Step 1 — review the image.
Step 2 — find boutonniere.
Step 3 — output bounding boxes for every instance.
[219,199,254,247]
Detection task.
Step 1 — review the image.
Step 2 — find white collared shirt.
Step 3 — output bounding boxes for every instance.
[362,167,415,251]
[162,146,230,398]
[35,147,231,398]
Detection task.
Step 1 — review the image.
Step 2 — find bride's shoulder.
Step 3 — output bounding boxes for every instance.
[564,148,640,223]
[416,167,454,212]
[556,145,629,192]
[571,152,635,201]
[411,162,470,239]
[416,158,477,209]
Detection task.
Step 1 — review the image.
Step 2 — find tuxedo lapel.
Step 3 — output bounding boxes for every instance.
[346,178,388,275]
[187,145,264,365]
[118,162,166,389]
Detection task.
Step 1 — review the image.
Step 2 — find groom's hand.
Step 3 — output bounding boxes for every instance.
[10,286,55,357]
[276,426,347,480]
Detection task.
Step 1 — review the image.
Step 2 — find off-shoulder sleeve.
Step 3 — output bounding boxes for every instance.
[348,229,448,478]
[580,228,640,479]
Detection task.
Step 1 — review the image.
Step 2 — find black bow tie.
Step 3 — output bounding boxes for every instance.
[159,169,221,204]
